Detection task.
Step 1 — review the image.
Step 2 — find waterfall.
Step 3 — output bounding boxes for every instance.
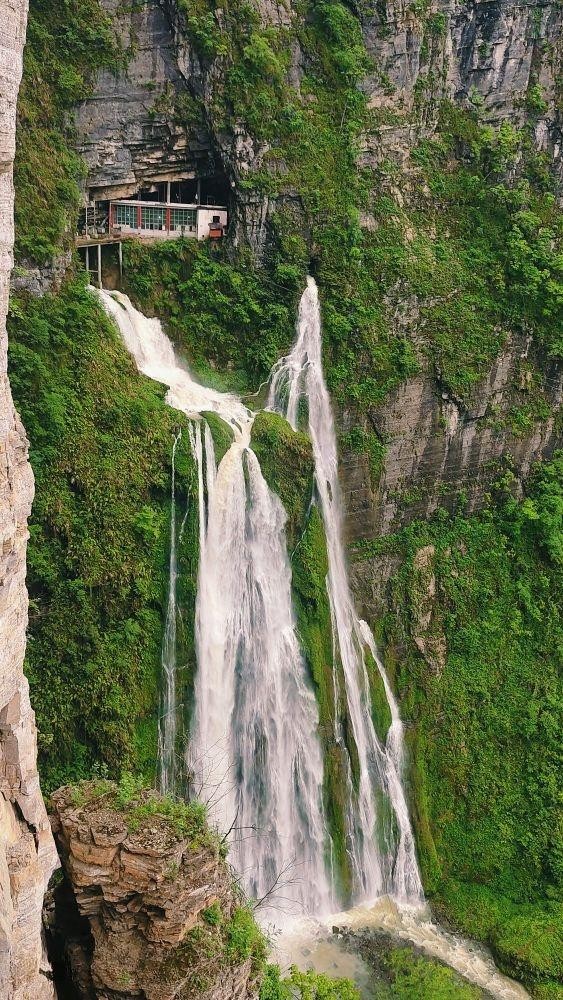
[189,424,332,916]
[268,276,423,904]
[97,288,332,919]
[158,430,182,796]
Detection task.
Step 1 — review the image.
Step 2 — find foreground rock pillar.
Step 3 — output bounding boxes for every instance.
[0,2,58,996]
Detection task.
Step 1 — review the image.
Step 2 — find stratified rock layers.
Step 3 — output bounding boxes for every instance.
[0,2,57,996]
[50,785,258,1000]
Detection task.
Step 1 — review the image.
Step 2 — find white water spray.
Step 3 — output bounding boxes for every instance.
[158,430,182,795]
[268,277,423,904]
[98,288,332,918]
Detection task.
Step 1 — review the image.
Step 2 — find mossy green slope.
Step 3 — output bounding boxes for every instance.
[8,277,195,792]
[357,460,563,993]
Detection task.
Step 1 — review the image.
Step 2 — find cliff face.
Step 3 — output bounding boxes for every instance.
[49,784,260,1000]
[0,2,57,996]
[341,0,562,611]
[73,0,562,619]
[75,0,216,202]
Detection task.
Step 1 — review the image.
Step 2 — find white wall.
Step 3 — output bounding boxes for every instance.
[197,208,228,241]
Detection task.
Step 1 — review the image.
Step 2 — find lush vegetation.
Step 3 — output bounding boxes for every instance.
[15,0,121,262]
[261,946,488,999]
[358,459,563,993]
[260,966,360,1000]
[8,278,195,791]
[364,943,485,999]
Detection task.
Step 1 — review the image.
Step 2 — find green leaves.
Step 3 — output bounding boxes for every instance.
[260,965,361,1000]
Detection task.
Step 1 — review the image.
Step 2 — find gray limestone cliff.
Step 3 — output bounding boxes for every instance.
[0,1,58,996]
[343,2,562,613]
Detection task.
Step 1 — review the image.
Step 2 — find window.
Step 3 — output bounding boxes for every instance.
[115,203,137,228]
[171,208,196,232]
[141,206,166,231]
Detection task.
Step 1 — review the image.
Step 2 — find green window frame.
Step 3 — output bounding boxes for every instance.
[141,206,166,231]
[171,208,196,232]
[115,204,138,228]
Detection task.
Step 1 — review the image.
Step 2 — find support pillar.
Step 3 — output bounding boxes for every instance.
[85,246,89,281]
[118,241,123,285]
[97,243,102,289]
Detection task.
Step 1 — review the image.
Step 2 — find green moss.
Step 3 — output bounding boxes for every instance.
[201,901,223,927]
[435,883,563,989]
[292,505,359,899]
[8,276,195,791]
[373,462,563,989]
[225,907,267,969]
[201,411,235,463]
[364,646,392,743]
[250,411,315,544]
[15,0,121,262]
[376,945,483,998]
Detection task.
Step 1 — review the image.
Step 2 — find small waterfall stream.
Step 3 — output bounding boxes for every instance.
[268,277,423,904]
[158,430,182,796]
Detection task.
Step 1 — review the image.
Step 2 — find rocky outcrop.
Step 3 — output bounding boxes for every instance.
[0,1,58,996]
[49,784,259,1000]
[361,0,562,176]
[75,0,288,250]
[342,330,561,545]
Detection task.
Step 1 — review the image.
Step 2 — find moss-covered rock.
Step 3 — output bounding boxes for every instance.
[365,646,392,744]
[202,411,235,464]
[374,471,563,991]
[251,410,314,546]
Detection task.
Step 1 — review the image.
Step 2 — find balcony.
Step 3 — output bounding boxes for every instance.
[76,201,228,245]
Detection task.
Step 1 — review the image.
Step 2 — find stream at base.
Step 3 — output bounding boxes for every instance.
[272,898,530,1000]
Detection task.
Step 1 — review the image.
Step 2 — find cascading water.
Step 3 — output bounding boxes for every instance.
[268,276,423,904]
[97,288,332,919]
[158,430,182,796]
[190,421,331,915]
[97,283,530,998]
